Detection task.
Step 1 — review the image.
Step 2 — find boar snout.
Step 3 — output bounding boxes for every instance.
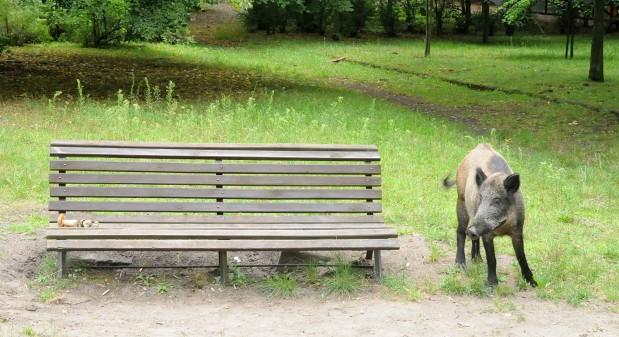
[466,226,480,240]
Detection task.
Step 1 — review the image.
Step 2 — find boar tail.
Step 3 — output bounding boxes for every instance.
[443,175,456,189]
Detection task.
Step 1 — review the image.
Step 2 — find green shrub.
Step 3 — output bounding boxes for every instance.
[42,0,198,46]
[244,0,369,39]
[62,0,129,47]
[0,0,50,47]
[126,0,198,43]
[244,0,304,34]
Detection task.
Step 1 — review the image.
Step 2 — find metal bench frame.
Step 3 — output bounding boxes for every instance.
[46,141,399,284]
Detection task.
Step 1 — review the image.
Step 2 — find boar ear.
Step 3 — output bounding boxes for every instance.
[504,174,520,194]
[475,168,487,187]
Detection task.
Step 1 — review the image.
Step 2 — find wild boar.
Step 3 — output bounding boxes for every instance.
[444,143,537,287]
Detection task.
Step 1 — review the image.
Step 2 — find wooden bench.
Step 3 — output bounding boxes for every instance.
[46,141,399,283]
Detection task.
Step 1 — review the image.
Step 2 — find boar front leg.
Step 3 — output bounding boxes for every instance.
[455,198,468,268]
[511,230,537,287]
[482,234,498,287]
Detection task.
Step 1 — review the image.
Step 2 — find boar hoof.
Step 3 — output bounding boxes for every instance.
[485,279,498,289]
[455,261,466,269]
[527,277,538,288]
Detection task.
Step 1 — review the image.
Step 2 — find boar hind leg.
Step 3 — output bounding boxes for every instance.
[511,232,537,287]
[455,198,468,268]
[471,239,482,262]
[482,234,498,287]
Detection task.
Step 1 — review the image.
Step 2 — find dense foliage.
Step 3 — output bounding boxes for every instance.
[243,0,434,38]
[243,0,375,39]
[0,0,198,49]
[0,0,50,51]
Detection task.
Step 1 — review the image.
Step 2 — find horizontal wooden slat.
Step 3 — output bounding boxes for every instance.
[49,201,382,213]
[49,214,385,224]
[50,147,380,161]
[50,161,381,175]
[49,223,388,230]
[47,238,400,251]
[46,228,397,240]
[49,174,380,186]
[50,187,382,200]
[51,140,377,151]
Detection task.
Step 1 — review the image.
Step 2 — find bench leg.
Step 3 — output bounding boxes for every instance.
[365,250,373,260]
[373,250,383,283]
[219,251,228,286]
[58,251,67,279]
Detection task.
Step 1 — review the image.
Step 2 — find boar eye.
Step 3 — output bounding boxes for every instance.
[492,198,502,205]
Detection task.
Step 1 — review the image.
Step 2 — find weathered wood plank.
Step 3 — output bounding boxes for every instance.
[51,140,378,151]
[46,238,400,251]
[48,201,382,213]
[48,214,385,224]
[49,174,381,186]
[50,223,389,230]
[50,147,380,161]
[46,228,397,239]
[50,187,382,200]
[50,161,381,175]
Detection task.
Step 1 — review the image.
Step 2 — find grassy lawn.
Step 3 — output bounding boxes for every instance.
[0,35,617,304]
[6,35,618,163]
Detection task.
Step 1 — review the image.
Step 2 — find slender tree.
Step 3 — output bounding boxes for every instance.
[588,0,604,81]
[425,0,430,56]
[482,0,490,43]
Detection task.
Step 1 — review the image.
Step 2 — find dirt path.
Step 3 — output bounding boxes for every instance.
[332,78,488,133]
[190,3,240,44]
[3,291,618,337]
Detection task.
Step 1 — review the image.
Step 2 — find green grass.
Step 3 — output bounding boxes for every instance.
[5,214,48,234]
[1,35,617,304]
[440,263,512,297]
[323,260,365,297]
[260,273,299,298]
[22,326,42,337]
[15,35,618,161]
[212,22,247,42]
[383,273,422,301]
[29,254,68,302]
[427,241,444,263]
[156,280,172,294]
[1,86,616,304]
[135,272,156,287]
[305,259,320,285]
[228,264,250,287]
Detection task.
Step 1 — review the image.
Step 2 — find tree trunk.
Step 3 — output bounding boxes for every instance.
[405,1,416,33]
[435,6,443,36]
[565,3,573,59]
[425,0,431,57]
[588,0,604,81]
[458,0,468,33]
[482,1,490,44]
[465,0,472,30]
[92,14,98,47]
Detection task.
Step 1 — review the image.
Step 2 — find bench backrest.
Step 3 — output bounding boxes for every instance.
[49,141,383,227]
